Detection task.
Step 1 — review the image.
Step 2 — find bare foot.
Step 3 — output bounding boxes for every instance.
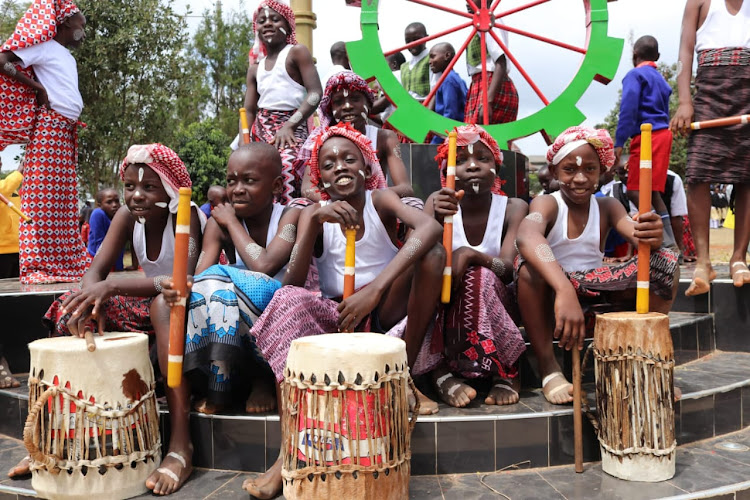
[432,370,476,408]
[8,456,30,478]
[685,264,716,296]
[542,372,574,404]
[243,457,282,499]
[0,358,20,389]
[246,378,277,414]
[145,450,192,496]
[485,376,520,406]
[193,398,224,415]
[730,261,750,288]
[407,385,439,415]
[683,255,697,263]
[674,386,682,402]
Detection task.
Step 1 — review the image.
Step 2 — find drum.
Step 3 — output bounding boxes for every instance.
[24,332,161,500]
[593,312,676,482]
[281,332,416,500]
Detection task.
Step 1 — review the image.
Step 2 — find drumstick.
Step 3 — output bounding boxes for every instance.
[691,114,749,130]
[84,330,96,352]
[636,123,652,314]
[343,228,356,299]
[0,192,31,223]
[441,131,458,304]
[239,108,251,144]
[572,347,583,473]
[167,187,192,389]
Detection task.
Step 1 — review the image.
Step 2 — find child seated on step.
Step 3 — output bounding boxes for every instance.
[87,187,129,271]
[242,123,445,500]
[516,126,678,405]
[425,125,527,408]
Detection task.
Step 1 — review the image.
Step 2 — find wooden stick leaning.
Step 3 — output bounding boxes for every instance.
[636,123,653,314]
[167,187,192,388]
[573,346,583,473]
[239,108,251,144]
[441,131,458,304]
[0,192,31,223]
[343,228,356,300]
[84,330,96,352]
[690,114,749,130]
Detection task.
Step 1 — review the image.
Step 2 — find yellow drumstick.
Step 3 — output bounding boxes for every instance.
[636,123,652,314]
[441,132,458,304]
[167,187,192,388]
[0,192,31,223]
[239,108,251,144]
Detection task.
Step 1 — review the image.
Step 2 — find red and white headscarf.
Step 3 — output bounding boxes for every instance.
[308,123,381,201]
[435,124,506,195]
[249,0,297,65]
[546,126,615,169]
[120,144,192,214]
[1,0,80,52]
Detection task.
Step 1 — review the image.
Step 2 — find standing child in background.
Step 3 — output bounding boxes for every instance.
[425,125,527,407]
[428,43,467,144]
[400,22,431,101]
[323,40,350,83]
[199,185,227,219]
[87,188,124,270]
[243,123,445,499]
[244,0,322,203]
[614,35,676,248]
[0,163,23,279]
[516,127,678,404]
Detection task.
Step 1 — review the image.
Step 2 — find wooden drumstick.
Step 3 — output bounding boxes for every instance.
[0,192,31,223]
[84,330,96,352]
[167,187,192,389]
[343,228,356,299]
[572,346,583,473]
[441,131,458,304]
[239,108,251,144]
[691,114,749,130]
[636,123,652,314]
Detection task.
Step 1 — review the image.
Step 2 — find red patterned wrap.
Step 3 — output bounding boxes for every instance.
[435,124,506,195]
[1,0,80,52]
[249,0,297,64]
[546,126,615,169]
[308,123,382,201]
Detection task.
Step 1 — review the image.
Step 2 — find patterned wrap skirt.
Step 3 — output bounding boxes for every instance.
[43,292,155,338]
[464,74,519,125]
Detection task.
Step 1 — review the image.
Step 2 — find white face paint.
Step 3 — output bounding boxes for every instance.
[155,202,168,208]
[343,89,349,97]
[138,167,144,182]
[490,168,496,175]
[134,190,142,198]
[322,182,331,188]
[73,29,84,41]
[470,161,476,168]
[472,182,480,194]
[359,170,366,179]
[279,27,287,36]
[332,109,340,118]
[138,217,146,224]
[361,112,368,121]
[264,7,271,17]
[332,146,339,155]
[363,105,369,114]
[575,156,582,166]
[467,143,474,154]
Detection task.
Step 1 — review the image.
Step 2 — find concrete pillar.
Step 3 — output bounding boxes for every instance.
[291,0,316,53]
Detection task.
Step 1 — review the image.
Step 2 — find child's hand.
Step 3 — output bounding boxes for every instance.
[670,102,694,135]
[313,201,359,229]
[633,211,663,250]
[61,282,113,338]
[553,291,586,351]
[337,286,380,333]
[273,124,297,150]
[211,203,237,229]
[432,188,465,222]
[160,277,194,306]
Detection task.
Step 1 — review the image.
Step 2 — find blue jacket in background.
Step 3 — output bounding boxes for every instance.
[615,64,672,148]
[431,70,468,145]
[87,208,124,271]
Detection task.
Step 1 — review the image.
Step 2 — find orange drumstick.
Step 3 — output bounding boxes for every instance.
[343,228,356,299]
[636,123,652,314]
[239,108,251,144]
[0,192,31,223]
[691,114,749,130]
[441,132,458,304]
[167,187,192,388]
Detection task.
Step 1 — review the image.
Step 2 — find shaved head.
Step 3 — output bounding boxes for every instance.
[634,35,659,62]
[230,143,282,177]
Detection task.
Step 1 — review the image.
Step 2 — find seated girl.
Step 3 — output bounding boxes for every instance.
[425,125,527,408]
[515,126,678,405]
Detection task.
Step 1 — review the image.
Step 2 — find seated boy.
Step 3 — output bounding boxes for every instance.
[425,125,527,407]
[428,43,468,144]
[87,188,124,270]
[199,185,227,219]
[516,126,678,404]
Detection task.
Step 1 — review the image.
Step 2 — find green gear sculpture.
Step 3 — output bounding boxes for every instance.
[347,0,623,148]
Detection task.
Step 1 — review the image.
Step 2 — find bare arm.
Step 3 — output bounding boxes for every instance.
[670,0,702,133]
[379,130,414,197]
[242,64,259,135]
[0,51,48,107]
[195,218,226,275]
[300,163,323,202]
[606,197,663,251]
[283,204,323,286]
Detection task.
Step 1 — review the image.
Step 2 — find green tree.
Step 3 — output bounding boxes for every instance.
[0,0,29,41]
[174,119,231,206]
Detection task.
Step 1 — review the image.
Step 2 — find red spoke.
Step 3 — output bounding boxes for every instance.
[480,31,490,125]
[467,0,480,12]
[496,0,551,18]
[424,28,478,108]
[406,0,473,19]
[490,0,502,11]
[385,21,473,57]
[494,23,587,54]
[488,28,549,105]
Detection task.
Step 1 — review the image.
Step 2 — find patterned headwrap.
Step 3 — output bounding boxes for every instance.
[546,126,615,169]
[318,71,376,128]
[120,144,192,215]
[249,0,297,65]
[308,123,382,201]
[1,0,80,52]
[435,124,506,195]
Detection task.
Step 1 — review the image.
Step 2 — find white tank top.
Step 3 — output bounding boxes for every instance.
[452,194,507,256]
[256,45,306,111]
[546,191,603,273]
[133,213,175,278]
[696,0,750,51]
[232,203,287,281]
[365,124,379,150]
[316,191,399,298]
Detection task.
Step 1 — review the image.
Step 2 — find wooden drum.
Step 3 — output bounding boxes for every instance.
[594,312,676,482]
[281,333,416,499]
[24,332,161,500]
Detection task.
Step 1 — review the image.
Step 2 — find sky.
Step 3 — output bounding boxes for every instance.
[1,0,689,170]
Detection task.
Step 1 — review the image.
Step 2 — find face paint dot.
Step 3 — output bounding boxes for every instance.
[332,146,339,155]
[472,183,480,194]
[576,156,582,166]
[138,167,144,182]
[134,191,141,198]
[138,217,146,224]
[323,182,331,189]
[155,202,168,208]
[467,143,474,154]
[343,89,349,97]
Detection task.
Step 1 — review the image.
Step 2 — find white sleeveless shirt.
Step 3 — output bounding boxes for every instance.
[365,124,379,150]
[453,194,507,256]
[696,0,750,51]
[133,213,175,278]
[232,203,287,281]
[316,191,399,298]
[546,191,603,272]
[256,45,307,111]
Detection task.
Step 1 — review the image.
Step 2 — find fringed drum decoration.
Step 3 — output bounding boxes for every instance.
[24,332,161,500]
[281,332,417,500]
[593,312,676,482]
